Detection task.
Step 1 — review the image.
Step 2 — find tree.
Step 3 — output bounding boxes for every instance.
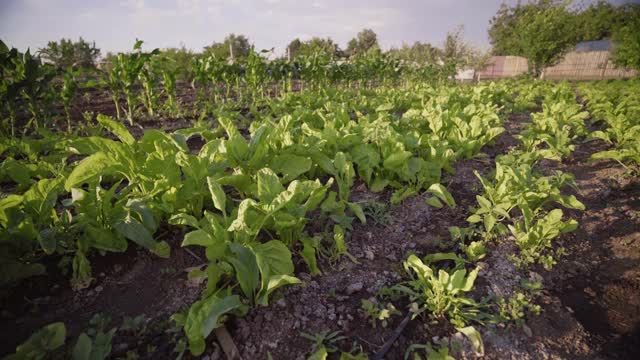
[286,37,341,59]
[573,0,618,41]
[346,29,379,56]
[156,45,197,80]
[203,33,251,61]
[441,27,491,72]
[387,41,441,64]
[38,37,100,68]
[488,0,578,76]
[610,4,640,70]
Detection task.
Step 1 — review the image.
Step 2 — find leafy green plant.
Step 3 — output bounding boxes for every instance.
[508,208,577,270]
[395,254,483,327]
[497,292,541,326]
[4,322,66,360]
[72,313,117,360]
[360,298,400,328]
[60,67,79,133]
[301,330,347,360]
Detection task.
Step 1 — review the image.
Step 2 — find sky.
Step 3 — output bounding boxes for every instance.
[0,0,635,57]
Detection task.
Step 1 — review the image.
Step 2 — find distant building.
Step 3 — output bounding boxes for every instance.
[575,39,612,52]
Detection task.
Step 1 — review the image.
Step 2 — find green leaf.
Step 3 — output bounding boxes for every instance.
[5,322,66,360]
[311,152,337,175]
[0,195,23,226]
[200,295,244,339]
[457,326,484,355]
[383,151,412,169]
[257,168,284,203]
[466,214,482,223]
[182,230,212,247]
[347,202,366,224]
[270,154,312,182]
[218,174,254,194]
[256,274,301,306]
[97,114,135,145]
[254,240,295,277]
[301,237,321,275]
[207,177,227,214]
[39,228,57,255]
[184,294,246,356]
[152,241,171,258]
[254,240,301,305]
[228,243,259,301]
[369,177,389,192]
[404,254,434,279]
[427,183,456,208]
[23,178,62,215]
[425,196,444,208]
[72,333,92,360]
[115,215,170,258]
[484,213,497,232]
[461,267,479,292]
[65,152,117,191]
[476,195,492,210]
[557,195,585,210]
[465,241,487,262]
[308,345,328,360]
[0,260,46,286]
[86,225,127,252]
[168,213,200,228]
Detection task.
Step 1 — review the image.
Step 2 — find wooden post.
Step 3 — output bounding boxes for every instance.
[229,43,234,63]
[287,46,291,62]
[600,57,609,80]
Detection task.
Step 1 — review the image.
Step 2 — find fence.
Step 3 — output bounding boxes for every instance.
[476,56,528,80]
[475,51,637,81]
[543,51,637,80]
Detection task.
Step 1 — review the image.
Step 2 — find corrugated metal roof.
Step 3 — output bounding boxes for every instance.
[575,40,611,52]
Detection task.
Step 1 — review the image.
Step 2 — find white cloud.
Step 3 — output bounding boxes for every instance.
[120,0,145,10]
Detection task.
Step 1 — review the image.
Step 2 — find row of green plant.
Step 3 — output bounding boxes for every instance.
[361,81,590,359]
[578,79,640,174]
[463,84,587,269]
[1,38,464,137]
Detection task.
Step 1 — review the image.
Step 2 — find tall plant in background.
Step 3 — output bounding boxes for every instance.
[161,65,179,116]
[108,40,159,125]
[13,48,57,132]
[0,40,22,136]
[139,59,160,117]
[60,67,79,133]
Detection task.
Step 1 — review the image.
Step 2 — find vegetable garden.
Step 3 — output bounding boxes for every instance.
[1,39,639,359]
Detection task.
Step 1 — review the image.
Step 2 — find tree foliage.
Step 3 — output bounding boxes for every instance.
[442,27,490,71]
[203,33,251,61]
[610,4,640,70]
[155,45,197,80]
[387,42,441,64]
[489,0,640,74]
[346,29,379,57]
[287,37,341,59]
[37,37,100,69]
[573,0,618,42]
[488,0,578,76]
